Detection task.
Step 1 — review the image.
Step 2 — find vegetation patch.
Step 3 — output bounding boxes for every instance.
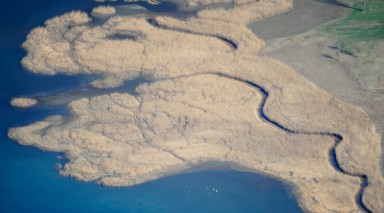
[321,0,384,49]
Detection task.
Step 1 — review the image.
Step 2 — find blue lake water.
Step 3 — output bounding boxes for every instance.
[0,0,303,212]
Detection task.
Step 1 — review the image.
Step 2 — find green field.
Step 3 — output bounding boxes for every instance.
[321,0,384,42]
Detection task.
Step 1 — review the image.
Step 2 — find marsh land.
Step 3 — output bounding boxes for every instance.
[6,0,384,212]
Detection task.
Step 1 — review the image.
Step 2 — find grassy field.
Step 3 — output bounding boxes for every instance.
[321,0,384,43]
[319,0,384,57]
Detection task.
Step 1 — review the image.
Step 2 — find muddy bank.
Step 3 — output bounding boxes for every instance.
[248,0,349,40]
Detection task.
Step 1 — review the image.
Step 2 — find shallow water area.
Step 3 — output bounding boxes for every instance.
[0,0,303,212]
[36,76,149,106]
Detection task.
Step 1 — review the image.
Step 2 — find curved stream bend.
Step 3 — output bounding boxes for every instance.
[166,72,372,213]
[216,72,371,213]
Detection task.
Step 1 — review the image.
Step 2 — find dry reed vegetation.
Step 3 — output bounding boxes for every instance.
[196,0,292,23]
[8,76,362,212]
[9,0,384,212]
[10,98,38,108]
[91,6,116,16]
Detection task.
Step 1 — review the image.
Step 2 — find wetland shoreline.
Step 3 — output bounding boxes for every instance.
[7,0,384,212]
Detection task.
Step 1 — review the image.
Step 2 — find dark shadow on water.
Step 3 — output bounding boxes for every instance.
[217,36,238,49]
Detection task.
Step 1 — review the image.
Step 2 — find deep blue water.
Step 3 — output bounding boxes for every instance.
[0,0,303,212]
